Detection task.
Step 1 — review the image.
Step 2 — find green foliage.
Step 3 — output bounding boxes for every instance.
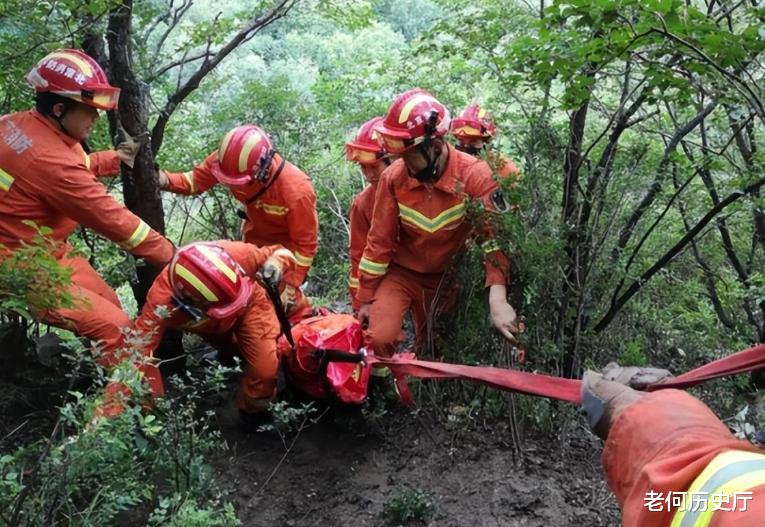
[0,225,74,318]
[0,340,238,526]
[382,486,436,525]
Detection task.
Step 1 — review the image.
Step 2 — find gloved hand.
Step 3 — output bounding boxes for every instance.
[581,370,644,439]
[116,135,140,168]
[156,169,169,189]
[601,362,673,390]
[258,255,284,290]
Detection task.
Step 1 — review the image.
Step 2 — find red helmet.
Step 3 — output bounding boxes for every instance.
[374,88,451,154]
[211,125,274,188]
[169,243,253,320]
[345,117,386,166]
[451,103,496,141]
[26,49,120,111]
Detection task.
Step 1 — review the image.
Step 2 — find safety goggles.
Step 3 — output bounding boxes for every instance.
[69,86,121,111]
[451,124,484,138]
[345,144,392,165]
[376,134,425,155]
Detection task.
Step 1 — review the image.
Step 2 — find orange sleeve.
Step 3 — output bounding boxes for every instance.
[42,162,174,266]
[87,150,121,177]
[284,188,318,287]
[131,271,173,358]
[348,188,372,308]
[466,162,512,288]
[162,151,219,195]
[602,390,765,527]
[357,177,399,303]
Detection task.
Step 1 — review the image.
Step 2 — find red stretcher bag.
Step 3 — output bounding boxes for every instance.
[277,313,370,403]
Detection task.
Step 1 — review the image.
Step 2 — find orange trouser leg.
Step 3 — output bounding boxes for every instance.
[41,256,130,366]
[233,301,280,414]
[365,268,421,358]
[410,278,459,352]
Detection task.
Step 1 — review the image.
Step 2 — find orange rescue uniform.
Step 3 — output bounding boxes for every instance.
[357,145,511,356]
[0,110,174,362]
[348,183,376,311]
[132,241,289,413]
[604,389,765,526]
[163,152,318,287]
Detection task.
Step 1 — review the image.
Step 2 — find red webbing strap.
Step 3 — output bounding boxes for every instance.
[368,341,765,406]
[369,355,583,404]
[646,341,765,391]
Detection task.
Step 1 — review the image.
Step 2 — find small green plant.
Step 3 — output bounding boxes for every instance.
[0,224,75,318]
[619,340,648,367]
[382,486,436,525]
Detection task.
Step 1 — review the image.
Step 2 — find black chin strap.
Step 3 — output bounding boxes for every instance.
[455,143,481,156]
[411,111,441,182]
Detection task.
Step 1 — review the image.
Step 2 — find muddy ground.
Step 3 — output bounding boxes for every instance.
[212,391,620,527]
[0,336,621,527]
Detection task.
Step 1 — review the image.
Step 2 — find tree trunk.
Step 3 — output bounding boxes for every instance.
[107,0,168,305]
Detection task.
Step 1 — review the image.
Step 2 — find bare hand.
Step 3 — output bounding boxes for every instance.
[279,284,297,311]
[488,285,519,343]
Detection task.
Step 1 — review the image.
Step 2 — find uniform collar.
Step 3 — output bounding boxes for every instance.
[403,143,459,193]
[30,109,80,147]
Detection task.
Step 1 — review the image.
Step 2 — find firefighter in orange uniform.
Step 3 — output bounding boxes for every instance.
[450,103,521,183]
[0,49,174,364]
[346,116,393,312]
[356,89,520,358]
[130,241,294,423]
[582,370,765,527]
[158,125,317,321]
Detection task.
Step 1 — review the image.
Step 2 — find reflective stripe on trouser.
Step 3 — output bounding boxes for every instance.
[364,265,456,357]
[231,300,281,414]
[670,449,765,527]
[37,255,130,367]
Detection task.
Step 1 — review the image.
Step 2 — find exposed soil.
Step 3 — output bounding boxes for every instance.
[0,331,622,527]
[212,394,620,527]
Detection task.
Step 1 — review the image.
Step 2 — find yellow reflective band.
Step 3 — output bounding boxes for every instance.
[254,201,289,216]
[398,201,465,233]
[294,251,314,267]
[0,168,15,192]
[482,240,500,253]
[181,171,195,192]
[122,220,150,249]
[359,257,388,276]
[218,129,236,161]
[348,275,359,289]
[670,450,765,527]
[238,132,263,173]
[83,152,91,170]
[196,245,237,283]
[48,51,93,76]
[174,263,218,302]
[399,93,435,124]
